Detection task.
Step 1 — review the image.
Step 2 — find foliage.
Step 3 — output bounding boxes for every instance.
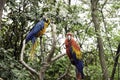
[45,57,75,80]
[0,0,120,80]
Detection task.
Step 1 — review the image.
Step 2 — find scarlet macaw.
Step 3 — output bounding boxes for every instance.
[25,17,50,59]
[65,32,84,80]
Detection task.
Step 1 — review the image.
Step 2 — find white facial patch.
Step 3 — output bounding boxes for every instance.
[68,35,71,40]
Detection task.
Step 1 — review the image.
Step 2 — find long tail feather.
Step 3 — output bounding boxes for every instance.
[30,41,38,60]
[76,61,84,79]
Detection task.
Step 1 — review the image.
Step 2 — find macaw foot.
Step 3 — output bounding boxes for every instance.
[76,72,82,80]
[76,72,84,80]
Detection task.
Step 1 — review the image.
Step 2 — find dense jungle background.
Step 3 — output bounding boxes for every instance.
[0,0,120,80]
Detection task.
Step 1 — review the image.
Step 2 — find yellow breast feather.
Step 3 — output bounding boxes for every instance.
[72,46,82,59]
[37,22,49,37]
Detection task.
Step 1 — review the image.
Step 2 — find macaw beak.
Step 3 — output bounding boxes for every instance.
[46,18,50,25]
[68,35,71,41]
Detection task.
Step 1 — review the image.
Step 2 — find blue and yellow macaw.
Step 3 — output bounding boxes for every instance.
[65,32,84,80]
[25,17,50,59]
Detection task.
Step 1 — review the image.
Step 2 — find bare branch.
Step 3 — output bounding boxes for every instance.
[100,0,114,58]
[20,40,38,75]
[51,53,66,62]
[110,43,120,80]
[81,0,89,4]
[101,0,108,9]
[47,23,57,62]
[0,0,6,29]
[0,77,3,80]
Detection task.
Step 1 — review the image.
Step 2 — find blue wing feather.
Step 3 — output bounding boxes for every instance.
[69,47,84,78]
[26,19,44,43]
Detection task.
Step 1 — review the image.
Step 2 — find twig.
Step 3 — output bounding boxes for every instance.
[100,0,114,58]
[20,39,38,75]
[101,0,108,9]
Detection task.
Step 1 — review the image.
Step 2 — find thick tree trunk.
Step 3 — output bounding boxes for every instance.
[91,0,109,80]
[38,63,49,80]
[0,0,6,29]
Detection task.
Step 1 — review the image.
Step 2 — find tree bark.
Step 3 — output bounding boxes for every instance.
[47,23,56,62]
[0,0,6,29]
[38,62,49,80]
[110,43,120,80]
[68,0,71,5]
[91,0,109,80]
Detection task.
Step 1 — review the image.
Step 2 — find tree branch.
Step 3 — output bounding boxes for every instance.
[20,40,38,75]
[0,0,6,29]
[51,53,66,63]
[100,0,114,58]
[0,77,3,80]
[110,43,120,80]
[38,23,57,80]
[47,23,56,62]
[101,0,108,9]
